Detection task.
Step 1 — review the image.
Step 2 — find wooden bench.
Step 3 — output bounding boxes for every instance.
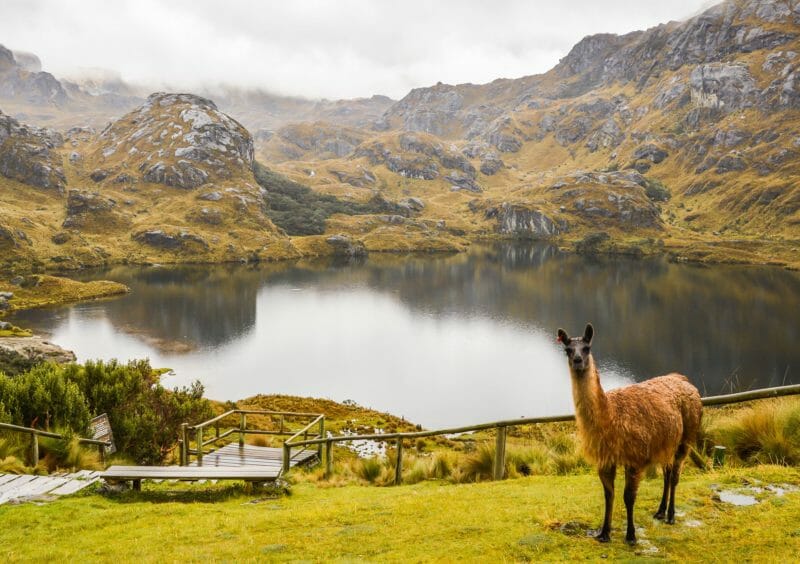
[100,465,280,490]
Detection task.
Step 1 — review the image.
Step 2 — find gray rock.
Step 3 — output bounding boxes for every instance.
[63,189,119,229]
[9,276,24,286]
[0,291,14,300]
[480,154,504,175]
[633,144,669,163]
[198,190,223,201]
[0,336,77,376]
[0,110,66,192]
[133,229,208,250]
[445,172,482,193]
[716,152,747,173]
[90,169,109,182]
[690,63,757,111]
[398,197,425,212]
[496,204,566,238]
[326,234,367,257]
[0,321,11,330]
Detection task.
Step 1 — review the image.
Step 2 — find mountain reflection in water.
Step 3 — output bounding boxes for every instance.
[10,243,800,428]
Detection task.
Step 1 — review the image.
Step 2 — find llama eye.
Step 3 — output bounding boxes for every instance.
[565,348,573,356]
[582,346,590,353]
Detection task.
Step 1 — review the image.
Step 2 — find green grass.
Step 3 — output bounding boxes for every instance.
[1,466,798,561]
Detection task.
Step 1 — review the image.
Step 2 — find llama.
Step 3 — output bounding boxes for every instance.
[557,323,702,545]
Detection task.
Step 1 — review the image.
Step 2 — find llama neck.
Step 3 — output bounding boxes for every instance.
[570,357,611,428]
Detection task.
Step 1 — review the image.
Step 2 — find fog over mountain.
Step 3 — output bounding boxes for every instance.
[1,0,713,99]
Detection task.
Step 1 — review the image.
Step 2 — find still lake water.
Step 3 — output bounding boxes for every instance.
[8,243,800,428]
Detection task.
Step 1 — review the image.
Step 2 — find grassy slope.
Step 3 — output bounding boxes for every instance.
[0,466,798,562]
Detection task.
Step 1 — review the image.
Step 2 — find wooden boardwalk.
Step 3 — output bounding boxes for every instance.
[188,443,318,469]
[0,470,101,505]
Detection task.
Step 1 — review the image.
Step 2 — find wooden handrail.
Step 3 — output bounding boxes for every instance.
[188,409,324,430]
[284,383,800,484]
[0,421,112,466]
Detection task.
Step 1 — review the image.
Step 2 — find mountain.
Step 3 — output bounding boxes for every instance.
[259,0,800,266]
[1,0,799,272]
[0,93,299,273]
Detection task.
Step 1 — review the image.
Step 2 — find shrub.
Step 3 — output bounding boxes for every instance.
[38,433,102,472]
[0,363,90,432]
[253,162,408,236]
[0,360,212,465]
[644,178,671,202]
[64,360,212,465]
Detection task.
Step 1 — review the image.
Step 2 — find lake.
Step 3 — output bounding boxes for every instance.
[8,243,800,428]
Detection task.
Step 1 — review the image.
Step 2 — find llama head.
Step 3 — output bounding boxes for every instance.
[557,323,594,375]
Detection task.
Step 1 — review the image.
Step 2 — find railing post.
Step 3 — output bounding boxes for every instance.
[493,426,507,480]
[318,417,325,460]
[239,412,246,447]
[215,422,220,441]
[196,427,203,465]
[282,441,291,474]
[99,443,106,466]
[325,439,333,478]
[181,423,189,466]
[713,445,726,468]
[394,438,403,485]
[31,432,39,467]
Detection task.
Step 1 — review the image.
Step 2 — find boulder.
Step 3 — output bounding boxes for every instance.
[0,336,77,376]
[326,234,367,257]
[690,63,757,111]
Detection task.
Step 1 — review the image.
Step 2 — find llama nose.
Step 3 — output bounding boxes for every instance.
[573,357,583,365]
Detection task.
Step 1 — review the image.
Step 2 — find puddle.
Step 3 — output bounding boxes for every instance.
[716,490,758,506]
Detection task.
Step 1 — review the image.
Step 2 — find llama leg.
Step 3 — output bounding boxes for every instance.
[654,465,671,520]
[667,444,689,524]
[596,465,616,543]
[623,467,642,545]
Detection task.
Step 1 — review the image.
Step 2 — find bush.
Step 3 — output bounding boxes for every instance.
[0,360,212,465]
[253,162,408,235]
[64,360,212,465]
[0,364,90,432]
[644,178,671,202]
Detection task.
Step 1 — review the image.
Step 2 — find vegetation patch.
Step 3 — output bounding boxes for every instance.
[254,162,409,236]
[0,275,128,315]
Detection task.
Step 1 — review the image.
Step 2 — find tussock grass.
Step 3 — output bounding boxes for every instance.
[708,398,800,466]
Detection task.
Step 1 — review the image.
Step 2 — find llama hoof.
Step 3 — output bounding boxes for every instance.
[594,532,611,543]
[653,510,666,520]
[665,516,676,525]
[625,537,637,546]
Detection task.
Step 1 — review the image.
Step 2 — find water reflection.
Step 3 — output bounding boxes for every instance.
[9,244,800,427]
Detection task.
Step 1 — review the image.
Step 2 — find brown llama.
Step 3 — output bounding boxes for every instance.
[557,323,702,545]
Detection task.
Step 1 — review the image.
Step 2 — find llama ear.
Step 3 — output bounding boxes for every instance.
[557,328,570,346]
[583,323,594,344]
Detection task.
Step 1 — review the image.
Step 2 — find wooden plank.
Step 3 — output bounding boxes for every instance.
[0,474,36,495]
[100,465,279,481]
[0,476,68,503]
[0,474,22,486]
[50,477,100,496]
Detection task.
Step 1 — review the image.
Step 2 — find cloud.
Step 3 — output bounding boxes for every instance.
[1,0,714,100]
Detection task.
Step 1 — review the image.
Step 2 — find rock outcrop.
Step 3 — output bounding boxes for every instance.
[0,336,76,376]
[0,110,66,191]
[89,93,254,189]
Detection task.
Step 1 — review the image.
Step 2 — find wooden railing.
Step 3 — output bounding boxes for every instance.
[180,409,324,467]
[285,383,800,485]
[0,421,112,466]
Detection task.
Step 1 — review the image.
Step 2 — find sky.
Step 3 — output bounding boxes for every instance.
[2,0,717,101]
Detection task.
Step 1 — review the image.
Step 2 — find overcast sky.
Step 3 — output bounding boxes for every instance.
[2,0,716,100]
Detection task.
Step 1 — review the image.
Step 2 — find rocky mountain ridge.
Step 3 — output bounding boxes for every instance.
[1,0,799,271]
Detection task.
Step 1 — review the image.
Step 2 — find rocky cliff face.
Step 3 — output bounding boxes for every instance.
[0,110,66,191]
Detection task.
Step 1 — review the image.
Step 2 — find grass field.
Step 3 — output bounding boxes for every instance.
[1,465,798,562]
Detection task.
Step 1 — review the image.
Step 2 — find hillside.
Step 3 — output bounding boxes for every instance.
[1,0,800,273]
[259,0,800,267]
